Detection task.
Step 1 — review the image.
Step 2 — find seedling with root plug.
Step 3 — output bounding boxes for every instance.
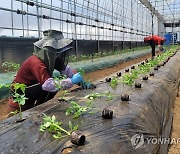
[110,77,118,88]
[40,114,79,140]
[11,83,28,121]
[66,101,100,118]
[84,91,114,101]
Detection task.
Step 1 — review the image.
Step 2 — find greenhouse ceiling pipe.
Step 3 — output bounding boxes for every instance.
[139,0,164,21]
[15,0,150,35]
[0,6,149,36]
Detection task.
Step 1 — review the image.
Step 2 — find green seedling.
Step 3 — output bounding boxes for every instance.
[40,114,78,139]
[121,47,178,86]
[53,75,66,90]
[84,91,114,101]
[7,110,19,116]
[0,82,27,120]
[0,83,11,89]
[59,90,69,101]
[84,92,102,100]
[66,101,99,118]
[104,91,114,101]
[2,62,20,73]
[110,77,118,88]
[122,74,135,86]
[69,55,77,62]
[12,83,28,120]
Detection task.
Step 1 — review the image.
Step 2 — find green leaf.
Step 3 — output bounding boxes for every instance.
[68,121,73,130]
[73,125,79,131]
[51,115,56,122]
[44,122,51,128]
[53,132,62,139]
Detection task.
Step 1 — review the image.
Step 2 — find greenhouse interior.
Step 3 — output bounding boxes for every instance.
[0,0,180,153]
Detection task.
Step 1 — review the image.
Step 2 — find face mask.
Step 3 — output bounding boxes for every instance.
[54,52,69,72]
[54,44,72,72]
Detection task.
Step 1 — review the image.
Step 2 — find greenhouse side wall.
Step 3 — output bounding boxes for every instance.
[0,37,145,71]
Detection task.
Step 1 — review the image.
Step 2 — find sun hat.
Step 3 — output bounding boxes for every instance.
[34,30,73,51]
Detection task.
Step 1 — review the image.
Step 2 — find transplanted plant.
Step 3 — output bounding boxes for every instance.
[2,62,20,73]
[84,91,114,101]
[40,114,78,139]
[121,47,177,86]
[10,83,28,120]
[110,77,118,88]
[84,92,102,100]
[66,101,99,118]
[58,90,69,101]
[53,75,66,90]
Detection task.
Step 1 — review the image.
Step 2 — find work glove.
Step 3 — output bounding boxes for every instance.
[61,65,74,78]
[70,72,83,84]
[80,81,96,89]
[42,78,73,92]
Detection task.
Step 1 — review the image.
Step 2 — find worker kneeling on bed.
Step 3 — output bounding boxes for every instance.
[7,30,95,113]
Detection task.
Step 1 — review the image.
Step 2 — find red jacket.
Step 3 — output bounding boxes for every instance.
[144,35,166,45]
[14,55,50,85]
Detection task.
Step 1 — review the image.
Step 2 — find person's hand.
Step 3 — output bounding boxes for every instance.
[80,81,96,89]
[70,72,83,84]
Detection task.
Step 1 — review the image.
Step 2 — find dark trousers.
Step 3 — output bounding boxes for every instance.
[16,84,57,109]
[147,40,156,57]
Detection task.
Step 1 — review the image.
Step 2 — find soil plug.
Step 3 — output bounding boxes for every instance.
[125,68,129,72]
[135,82,141,88]
[141,62,144,65]
[131,66,135,69]
[70,130,86,145]
[117,72,122,77]
[106,77,111,82]
[145,59,148,63]
[149,72,154,76]
[121,94,129,101]
[142,76,148,80]
[102,108,113,119]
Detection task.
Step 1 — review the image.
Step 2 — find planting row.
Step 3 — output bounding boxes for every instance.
[38,46,179,146]
[105,46,179,89]
[69,46,150,62]
[0,46,179,147]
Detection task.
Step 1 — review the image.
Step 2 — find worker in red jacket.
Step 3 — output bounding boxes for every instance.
[7,30,95,113]
[144,35,166,58]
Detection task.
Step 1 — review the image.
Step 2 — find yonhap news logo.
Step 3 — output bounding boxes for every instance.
[131,134,180,149]
[131,134,144,149]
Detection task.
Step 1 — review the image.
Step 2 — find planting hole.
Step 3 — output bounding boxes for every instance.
[106,77,111,82]
[117,72,122,77]
[70,130,86,146]
[131,66,135,69]
[149,72,154,76]
[121,94,129,101]
[125,68,129,72]
[102,108,113,119]
[143,76,148,80]
[154,67,158,70]
[135,82,141,88]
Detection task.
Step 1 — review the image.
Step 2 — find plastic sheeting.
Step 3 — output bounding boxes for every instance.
[0,48,151,99]
[0,50,179,154]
